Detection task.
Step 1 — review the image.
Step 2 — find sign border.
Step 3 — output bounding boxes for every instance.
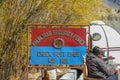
[26,24,91,80]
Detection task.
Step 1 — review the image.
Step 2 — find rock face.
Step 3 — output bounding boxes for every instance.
[103,0,120,28]
[108,0,120,6]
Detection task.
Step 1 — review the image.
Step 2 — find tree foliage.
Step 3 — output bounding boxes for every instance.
[0,0,102,80]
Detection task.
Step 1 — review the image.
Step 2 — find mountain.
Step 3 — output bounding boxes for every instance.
[102,0,120,29]
[108,0,120,6]
[104,0,120,9]
[104,0,120,8]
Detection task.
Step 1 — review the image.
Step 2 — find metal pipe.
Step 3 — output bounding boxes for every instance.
[100,25,109,64]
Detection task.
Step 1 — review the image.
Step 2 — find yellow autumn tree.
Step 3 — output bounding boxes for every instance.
[72,0,102,24]
[28,0,102,25]
[0,0,103,80]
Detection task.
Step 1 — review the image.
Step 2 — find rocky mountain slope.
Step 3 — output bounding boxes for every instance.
[102,0,120,29]
[107,0,120,6]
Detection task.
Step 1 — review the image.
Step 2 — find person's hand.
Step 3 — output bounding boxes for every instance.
[107,56,115,60]
[114,68,119,73]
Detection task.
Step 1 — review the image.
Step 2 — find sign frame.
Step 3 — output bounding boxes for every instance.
[26,24,91,80]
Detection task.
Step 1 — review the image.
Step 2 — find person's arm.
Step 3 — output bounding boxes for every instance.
[103,56,115,61]
[98,59,115,76]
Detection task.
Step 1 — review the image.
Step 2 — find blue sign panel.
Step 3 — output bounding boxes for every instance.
[30,46,86,65]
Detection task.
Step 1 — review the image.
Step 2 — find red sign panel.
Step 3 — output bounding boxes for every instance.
[32,28,86,46]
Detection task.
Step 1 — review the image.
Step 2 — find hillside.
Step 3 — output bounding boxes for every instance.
[0,0,120,80]
[107,0,120,6]
[102,0,120,28]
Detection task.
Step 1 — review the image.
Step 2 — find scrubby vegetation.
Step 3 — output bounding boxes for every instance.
[0,0,119,80]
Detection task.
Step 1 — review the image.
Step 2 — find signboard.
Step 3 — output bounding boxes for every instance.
[30,28,86,65]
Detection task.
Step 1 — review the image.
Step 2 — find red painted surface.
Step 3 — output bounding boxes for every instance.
[32,28,86,46]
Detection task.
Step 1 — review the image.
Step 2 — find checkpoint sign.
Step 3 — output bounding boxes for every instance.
[30,28,86,65]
